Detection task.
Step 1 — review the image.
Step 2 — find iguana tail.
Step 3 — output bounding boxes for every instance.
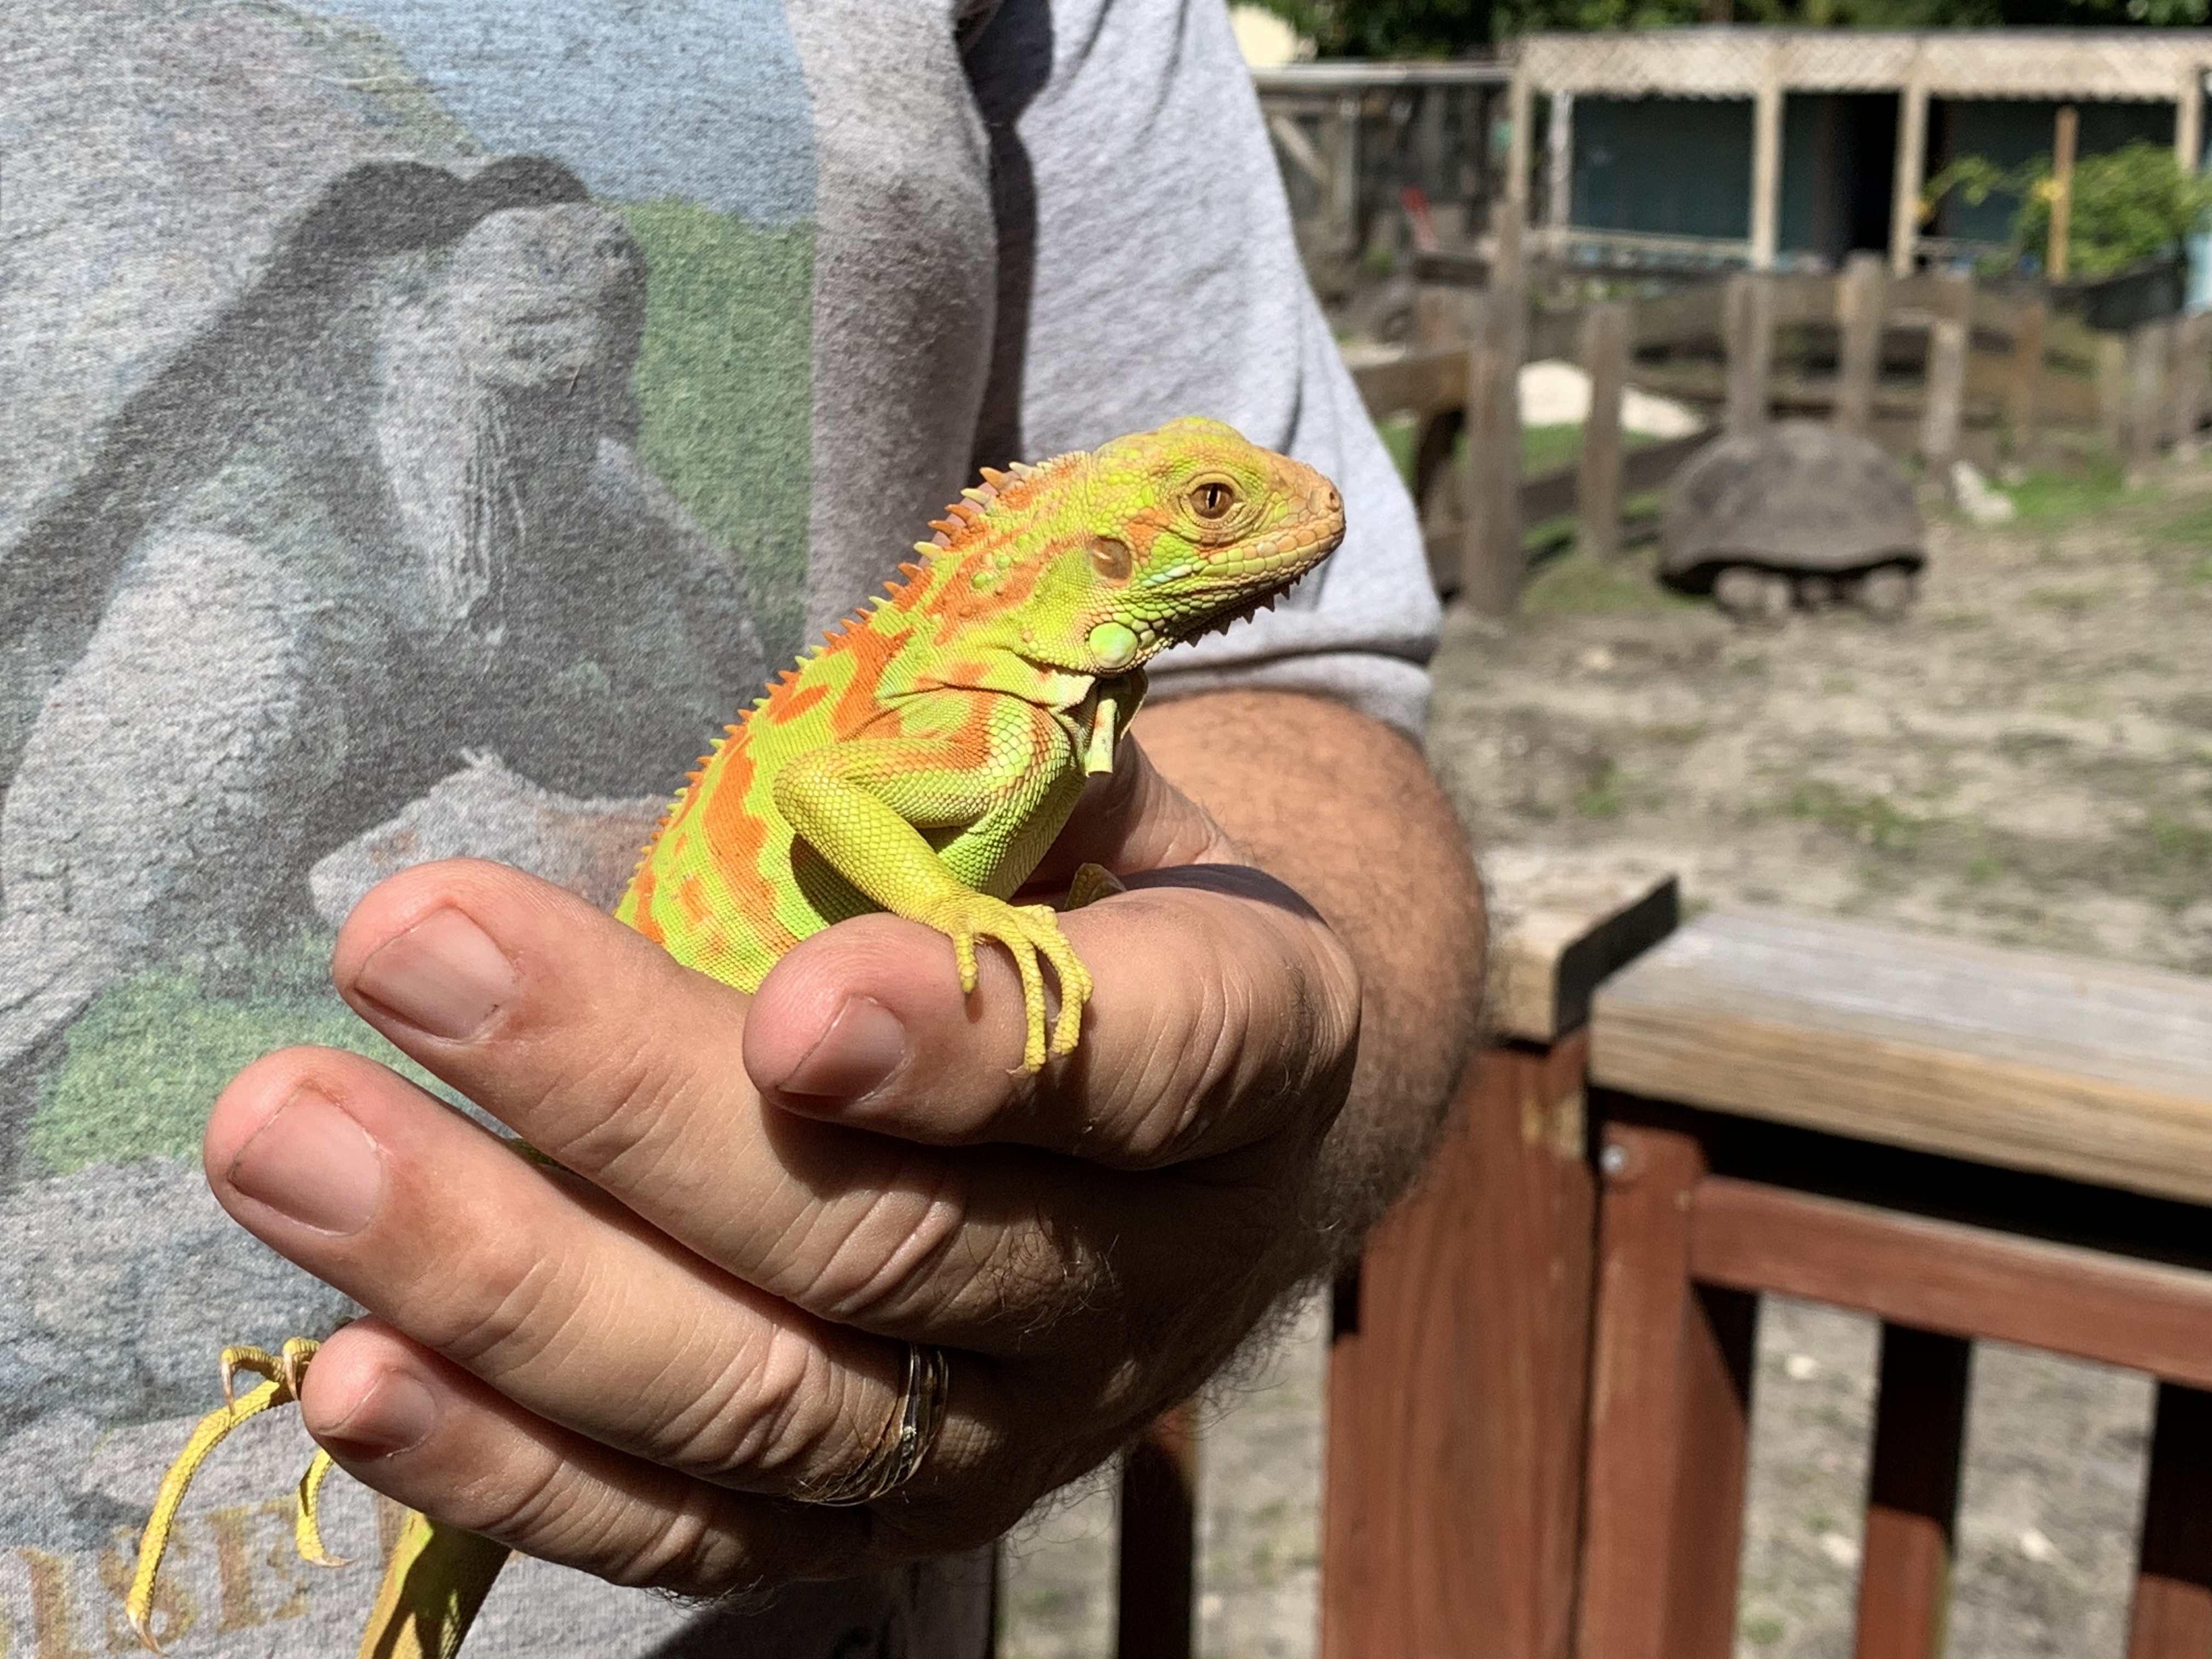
[358,1513,511,1659]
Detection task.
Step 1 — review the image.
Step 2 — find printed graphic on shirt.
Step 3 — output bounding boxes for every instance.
[0,2,812,1649]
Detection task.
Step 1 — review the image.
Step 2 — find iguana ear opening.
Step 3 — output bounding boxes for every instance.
[1090,537,1133,583]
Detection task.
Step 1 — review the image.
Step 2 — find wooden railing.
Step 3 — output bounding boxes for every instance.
[1344,256,2212,611]
[1086,885,2212,1659]
[1577,911,2212,1659]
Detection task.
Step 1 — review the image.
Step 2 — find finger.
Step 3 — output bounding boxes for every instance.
[200,1043,1012,1499]
[321,860,1324,1348]
[747,867,1361,1167]
[324,861,1122,1346]
[295,1319,878,1594]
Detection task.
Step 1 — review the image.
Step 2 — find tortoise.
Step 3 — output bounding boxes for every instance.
[0,2,769,1137]
[1660,421,1926,623]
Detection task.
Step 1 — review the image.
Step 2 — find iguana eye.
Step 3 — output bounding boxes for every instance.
[1090,537,1133,582]
[1190,479,1237,520]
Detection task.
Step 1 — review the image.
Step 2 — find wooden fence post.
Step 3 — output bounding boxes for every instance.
[1578,303,1629,562]
[1322,1041,1597,1659]
[1918,274,1970,496]
[2129,318,2171,483]
[1116,1403,1198,1659]
[1724,272,1774,438]
[1835,251,1888,439]
[1459,291,1523,616]
[2128,1383,2212,1658]
[1575,1119,1757,1659]
[1411,284,1462,349]
[2007,295,2049,450]
[2050,105,2079,281]
[2165,312,2207,459]
[2098,334,2130,455]
[1320,861,1674,1659]
[1460,204,1525,616]
[1854,1325,1972,1659]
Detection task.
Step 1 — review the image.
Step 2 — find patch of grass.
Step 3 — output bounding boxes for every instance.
[1575,758,1626,819]
[1960,849,2009,886]
[1571,756,1671,818]
[2003,458,2131,530]
[1732,651,1768,674]
[1370,414,1663,493]
[1522,422,1584,477]
[1009,1587,1081,1621]
[2025,586,2104,617]
[2136,812,2212,893]
[1520,548,1701,619]
[2044,682,2106,718]
[26,932,446,1175]
[2146,495,2212,548]
[1742,1613,1788,1647]
[1998,730,2072,760]
[1773,766,2212,918]
[1377,412,1415,484]
[612,203,815,663]
[1780,781,1937,856]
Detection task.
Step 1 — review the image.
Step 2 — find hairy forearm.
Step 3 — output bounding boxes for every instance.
[1133,688,1486,1268]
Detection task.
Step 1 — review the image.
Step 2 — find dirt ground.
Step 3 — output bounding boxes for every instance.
[997,1295,1329,1659]
[1431,460,2212,976]
[997,456,2212,1658]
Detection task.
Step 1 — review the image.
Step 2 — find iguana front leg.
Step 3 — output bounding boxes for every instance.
[772,694,1092,1070]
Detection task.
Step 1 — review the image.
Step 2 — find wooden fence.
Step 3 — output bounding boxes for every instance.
[1347,238,2212,614]
[1089,870,2212,1659]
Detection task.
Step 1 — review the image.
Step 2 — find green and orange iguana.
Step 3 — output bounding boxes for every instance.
[125,415,1347,1657]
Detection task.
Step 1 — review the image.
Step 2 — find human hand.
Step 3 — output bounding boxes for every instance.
[196,736,1362,1592]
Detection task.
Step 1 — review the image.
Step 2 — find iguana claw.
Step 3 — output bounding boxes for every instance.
[128,1337,334,1654]
[917,890,1093,1070]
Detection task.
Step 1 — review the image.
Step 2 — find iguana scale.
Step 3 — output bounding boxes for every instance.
[127,415,1347,1657]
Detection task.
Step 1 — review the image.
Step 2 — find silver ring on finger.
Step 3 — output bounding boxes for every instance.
[794,1342,949,1507]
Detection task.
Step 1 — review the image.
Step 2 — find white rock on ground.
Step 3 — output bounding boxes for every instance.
[1519,359,1705,437]
[1951,459,2019,526]
[1229,4,1310,66]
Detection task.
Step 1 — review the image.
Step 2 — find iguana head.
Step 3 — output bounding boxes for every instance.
[912,416,1347,675]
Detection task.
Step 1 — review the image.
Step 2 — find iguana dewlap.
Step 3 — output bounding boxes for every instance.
[128,415,1345,1656]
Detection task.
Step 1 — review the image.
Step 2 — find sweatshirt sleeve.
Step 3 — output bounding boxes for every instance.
[968,0,1440,736]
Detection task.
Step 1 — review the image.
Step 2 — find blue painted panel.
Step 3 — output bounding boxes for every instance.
[1572,97,1753,240]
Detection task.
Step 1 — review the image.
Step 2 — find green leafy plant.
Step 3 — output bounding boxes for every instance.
[1925,139,2212,277]
[1245,0,2211,49]
[1252,0,1491,55]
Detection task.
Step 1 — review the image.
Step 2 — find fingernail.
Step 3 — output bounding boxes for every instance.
[352,907,516,1041]
[316,1367,438,1460]
[771,996,909,1103]
[225,1086,384,1235]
